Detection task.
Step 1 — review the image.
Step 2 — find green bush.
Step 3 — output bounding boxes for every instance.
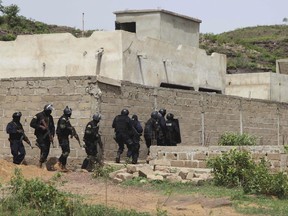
[242,158,272,194]
[5,168,81,215]
[92,164,119,178]
[207,149,255,187]
[218,132,256,146]
[207,149,288,199]
[0,168,151,215]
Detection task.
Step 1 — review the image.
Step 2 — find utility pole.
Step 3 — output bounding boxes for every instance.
[82,12,85,37]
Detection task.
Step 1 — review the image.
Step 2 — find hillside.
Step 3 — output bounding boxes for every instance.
[1,3,287,73]
[200,25,288,73]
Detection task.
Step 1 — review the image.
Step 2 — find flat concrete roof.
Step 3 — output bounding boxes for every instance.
[114,9,202,23]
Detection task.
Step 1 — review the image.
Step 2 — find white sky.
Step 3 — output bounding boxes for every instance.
[2,0,287,34]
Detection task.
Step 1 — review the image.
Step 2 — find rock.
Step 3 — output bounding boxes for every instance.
[147,174,164,181]
[138,165,154,178]
[178,170,188,179]
[116,172,133,181]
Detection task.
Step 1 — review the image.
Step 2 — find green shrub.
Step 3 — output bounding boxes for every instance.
[208,149,288,199]
[6,168,81,215]
[1,168,151,215]
[207,149,255,187]
[242,158,272,195]
[92,164,119,178]
[218,132,256,146]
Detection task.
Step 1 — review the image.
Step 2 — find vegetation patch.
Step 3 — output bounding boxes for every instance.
[218,132,256,146]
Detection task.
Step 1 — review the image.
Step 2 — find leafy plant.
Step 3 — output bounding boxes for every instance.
[1,168,151,216]
[207,149,288,199]
[207,149,255,187]
[7,168,80,215]
[92,164,119,178]
[218,132,256,146]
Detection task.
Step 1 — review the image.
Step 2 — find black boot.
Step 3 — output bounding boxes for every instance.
[115,152,121,163]
[132,155,138,164]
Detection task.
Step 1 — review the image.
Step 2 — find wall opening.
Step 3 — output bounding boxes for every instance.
[198,87,222,94]
[115,22,136,33]
[160,83,195,90]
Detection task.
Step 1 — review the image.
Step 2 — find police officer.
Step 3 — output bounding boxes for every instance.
[112,109,133,163]
[6,112,32,164]
[128,114,143,164]
[30,104,55,168]
[144,111,158,156]
[81,113,104,171]
[55,106,75,171]
[157,108,167,146]
[165,113,181,146]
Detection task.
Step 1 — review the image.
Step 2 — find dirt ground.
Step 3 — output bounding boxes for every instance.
[0,158,247,216]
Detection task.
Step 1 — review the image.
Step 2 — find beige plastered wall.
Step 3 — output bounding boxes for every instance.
[0,31,226,92]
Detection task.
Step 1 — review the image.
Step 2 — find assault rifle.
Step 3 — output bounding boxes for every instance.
[71,126,82,147]
[40,119,55,148]
[13,122,33,149]
[20,132,33,149]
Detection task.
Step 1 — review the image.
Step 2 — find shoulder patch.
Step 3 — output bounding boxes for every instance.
[87,125,92,128]
[33,116,37,119]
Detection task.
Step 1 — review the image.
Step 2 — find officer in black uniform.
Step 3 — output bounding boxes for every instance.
[55,106,75,171]
[112,109,133,163]
[157,108,167,146]
[30,104,55,168]
[128,114,143,164]
[6,112,32,164]
[144,111,158,156]
[165,113,181,146]
[81,113,104,171]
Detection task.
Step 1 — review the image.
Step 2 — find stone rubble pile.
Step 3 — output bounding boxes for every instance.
[108,163,213,184]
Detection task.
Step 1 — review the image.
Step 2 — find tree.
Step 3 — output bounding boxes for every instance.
[0,3,20,28]
[0,0,3,14]
[283,17,288,24]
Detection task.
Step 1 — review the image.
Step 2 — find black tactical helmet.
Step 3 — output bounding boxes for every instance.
[44,104,54,111]
[166,113,174,120]
[93,113,101,122]
[121,109,129,116]
[159,108,166,117]
[151,111,158,120]
[63,106,72,116]
[132,114,138,121]
[12,112,22,119]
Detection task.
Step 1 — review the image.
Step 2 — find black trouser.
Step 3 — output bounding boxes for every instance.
[115,132,133,158]
[36,135,51,163]
[10,140,26,164]
[81,141,98,170]
[58,138,70,166]
[127,141,140,164]
[145,138,152,155]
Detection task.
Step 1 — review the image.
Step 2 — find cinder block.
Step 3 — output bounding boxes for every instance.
[170,160,186,167]
[184,160,198,168]
[178,153,188,160]
[193,153,208,160]
[166,152,177,160]
[267,153,281,161]
[198,161,207,168]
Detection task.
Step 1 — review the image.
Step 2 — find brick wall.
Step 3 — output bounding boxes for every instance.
[150,146,288,172]
[1,76,288,162]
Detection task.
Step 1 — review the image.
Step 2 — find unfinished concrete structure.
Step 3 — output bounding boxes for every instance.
[0,9,226,94]
[225,58,288,103]
[114,9,201,47]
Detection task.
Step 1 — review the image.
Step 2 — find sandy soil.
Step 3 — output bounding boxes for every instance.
[0,159,247,216]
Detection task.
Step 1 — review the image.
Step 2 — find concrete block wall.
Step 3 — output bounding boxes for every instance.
[150,146,288,172]
[0,77,93,161]
[1,76,288,162]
